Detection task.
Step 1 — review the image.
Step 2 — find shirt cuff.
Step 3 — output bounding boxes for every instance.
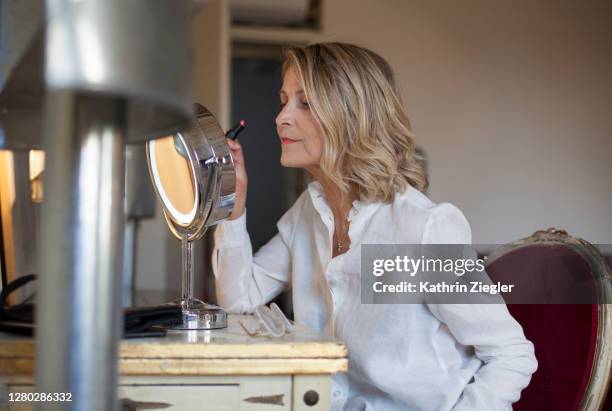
[214,210,247,248]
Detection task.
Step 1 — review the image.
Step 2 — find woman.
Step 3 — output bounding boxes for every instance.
[212,42,537,410]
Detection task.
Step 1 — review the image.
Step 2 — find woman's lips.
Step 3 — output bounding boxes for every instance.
[281,137,298,145]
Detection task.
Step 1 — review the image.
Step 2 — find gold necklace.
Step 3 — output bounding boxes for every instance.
[334,220,350,253]
[336,239,344,253]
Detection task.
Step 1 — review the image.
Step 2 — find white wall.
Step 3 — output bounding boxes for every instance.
[316,0,612,243]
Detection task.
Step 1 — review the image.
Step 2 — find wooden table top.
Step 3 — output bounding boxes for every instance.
[0,315,348,376]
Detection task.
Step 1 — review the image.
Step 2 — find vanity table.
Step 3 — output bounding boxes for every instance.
[0,315,348,410]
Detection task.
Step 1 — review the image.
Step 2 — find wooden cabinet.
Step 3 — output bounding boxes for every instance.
[0,315,348,410]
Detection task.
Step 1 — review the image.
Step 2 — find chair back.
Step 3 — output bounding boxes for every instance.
[486,228,612,411]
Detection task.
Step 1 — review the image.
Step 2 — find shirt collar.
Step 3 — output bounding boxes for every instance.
[307,181,381,224]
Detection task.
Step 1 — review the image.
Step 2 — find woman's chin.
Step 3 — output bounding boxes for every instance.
[280,155,303,168]
[280,156,297,168]
[280,152,319,169]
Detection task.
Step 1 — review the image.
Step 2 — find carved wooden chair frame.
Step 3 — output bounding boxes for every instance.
[486,228,612,410]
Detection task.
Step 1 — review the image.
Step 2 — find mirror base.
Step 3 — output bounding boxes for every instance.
[167,300,228,330]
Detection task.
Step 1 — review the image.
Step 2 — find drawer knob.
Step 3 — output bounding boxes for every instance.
[303,390,319,406]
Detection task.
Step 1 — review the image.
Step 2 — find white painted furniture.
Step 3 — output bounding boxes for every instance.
[0,315,348,410]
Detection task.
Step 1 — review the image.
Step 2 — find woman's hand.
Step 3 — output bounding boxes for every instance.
[227,138,247,220]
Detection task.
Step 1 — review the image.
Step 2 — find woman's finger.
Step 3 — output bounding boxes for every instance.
[226,137,242,150]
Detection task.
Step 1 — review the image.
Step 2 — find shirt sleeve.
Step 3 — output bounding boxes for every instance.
[423,203,538,411]
[211,196,304,314]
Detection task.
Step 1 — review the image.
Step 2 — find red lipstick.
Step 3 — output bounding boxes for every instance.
[281,137,297,144]
[279,136,299,144]
[226,120,246,140]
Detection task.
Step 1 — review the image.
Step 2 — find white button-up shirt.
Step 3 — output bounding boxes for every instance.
[212,182,537,410]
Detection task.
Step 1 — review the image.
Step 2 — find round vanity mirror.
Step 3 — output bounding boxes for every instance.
[146,103,236,330]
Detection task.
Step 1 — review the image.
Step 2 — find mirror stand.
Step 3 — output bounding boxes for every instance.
[173,235,227,330]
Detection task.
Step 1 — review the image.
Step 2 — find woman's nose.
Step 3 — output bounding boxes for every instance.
[275,105,293,127]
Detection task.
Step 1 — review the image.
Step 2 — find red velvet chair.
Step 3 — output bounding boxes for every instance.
[486,228,612,411]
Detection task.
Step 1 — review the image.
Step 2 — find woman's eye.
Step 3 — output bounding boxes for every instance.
[279,102,286,109]
[301,101,310,108]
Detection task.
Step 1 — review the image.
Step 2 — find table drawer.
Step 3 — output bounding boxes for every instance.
[2,374,331,410]
[3,376,295,410]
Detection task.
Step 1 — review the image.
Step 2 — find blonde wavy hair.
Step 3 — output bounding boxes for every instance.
[283,42,428,203]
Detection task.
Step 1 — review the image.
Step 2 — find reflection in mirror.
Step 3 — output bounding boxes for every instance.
[148,135,196,226]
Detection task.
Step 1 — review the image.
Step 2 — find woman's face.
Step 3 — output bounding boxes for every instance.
[276,66,324,170]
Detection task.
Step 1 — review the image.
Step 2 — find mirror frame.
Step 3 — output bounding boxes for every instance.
[145,104,236,242]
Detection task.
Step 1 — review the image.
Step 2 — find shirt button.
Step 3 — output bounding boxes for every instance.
[333,390,342,398]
